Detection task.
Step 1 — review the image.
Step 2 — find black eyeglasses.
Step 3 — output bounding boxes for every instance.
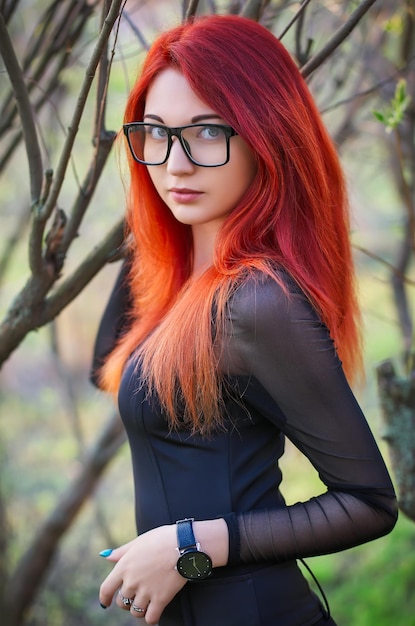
[123,122,238,167]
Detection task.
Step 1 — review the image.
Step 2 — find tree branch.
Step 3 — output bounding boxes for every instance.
[122,8,149,49]
[294,0,313,66]
[278,0,313,42]
[0,217,124,368]
[4,411,126,626]
[240,0,270,20]
[60,130,117,257]
[354,243,415,286]
[0,11,43,206]
[185,0,200,21]
[42,217,125,323]
[41,0,125,224]
[0,0,20,24]
[301,0,379,78]
[377,359,415,522]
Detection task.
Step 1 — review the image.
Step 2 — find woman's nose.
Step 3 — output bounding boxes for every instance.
[166,137,195,174]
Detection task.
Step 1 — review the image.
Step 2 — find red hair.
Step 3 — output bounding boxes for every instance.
[101,15,362,432]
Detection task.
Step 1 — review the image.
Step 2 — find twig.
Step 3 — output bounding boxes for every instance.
[301,0,379,78]
[0,0,20,24]
[294,0,313,66]
[0,206,29,284]
[0,12,43,207]
[60,130,117,255]
[354,243,415,286]
[43,217,125,323]
[122,8,149,50]
[41,0,125,223]
[240,0,271,21]
[278,0,313,41]
[395,128,415,253]
[321,56,415,114]
[94,0,112,142]
[49,321,85,456]
[185,0,200,21]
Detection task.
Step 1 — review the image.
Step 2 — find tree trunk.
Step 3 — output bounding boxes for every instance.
[376,359,415,522]
[2,412,126,626]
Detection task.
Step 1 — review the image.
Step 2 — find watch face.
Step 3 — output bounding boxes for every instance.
[177,550,212,581]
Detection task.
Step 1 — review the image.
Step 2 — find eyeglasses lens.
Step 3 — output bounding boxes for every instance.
[127,124,229,166]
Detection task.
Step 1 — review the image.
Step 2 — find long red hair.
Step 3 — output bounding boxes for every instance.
[101,15,362,432]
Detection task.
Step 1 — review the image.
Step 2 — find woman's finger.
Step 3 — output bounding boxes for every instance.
[130,599,149,619]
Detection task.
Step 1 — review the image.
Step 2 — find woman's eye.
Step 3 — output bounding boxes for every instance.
[149,126,168,140]
[199,126,222,140]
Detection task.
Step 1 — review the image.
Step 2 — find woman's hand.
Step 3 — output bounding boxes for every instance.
[99,525,186,624]
[98,518,228,624]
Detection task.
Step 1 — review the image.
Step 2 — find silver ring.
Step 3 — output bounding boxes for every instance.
[118,590,133,606]
[132,604,146,613]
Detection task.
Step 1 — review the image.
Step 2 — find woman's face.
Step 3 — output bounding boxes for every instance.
[142,68,257,233]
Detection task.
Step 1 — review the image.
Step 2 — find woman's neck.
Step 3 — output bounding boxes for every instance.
[191,223,219,277]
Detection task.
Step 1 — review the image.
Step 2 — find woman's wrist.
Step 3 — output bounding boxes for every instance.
[192,518,229,568]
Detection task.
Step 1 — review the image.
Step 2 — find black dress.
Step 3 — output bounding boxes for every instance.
[91,266,397,626]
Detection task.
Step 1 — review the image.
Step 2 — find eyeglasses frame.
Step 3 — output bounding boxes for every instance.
[122,122,238,167]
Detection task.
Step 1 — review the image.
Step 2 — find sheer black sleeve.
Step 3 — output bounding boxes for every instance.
[90,260,132,388]
[222,272,398,565]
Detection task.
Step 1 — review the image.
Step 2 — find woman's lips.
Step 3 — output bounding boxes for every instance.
[169,188,203,203]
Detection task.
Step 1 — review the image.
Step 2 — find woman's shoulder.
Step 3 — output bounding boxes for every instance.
[228,267,318,332]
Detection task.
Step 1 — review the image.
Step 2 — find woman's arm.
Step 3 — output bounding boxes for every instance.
[223,272,398,564]
[90,260,132,388]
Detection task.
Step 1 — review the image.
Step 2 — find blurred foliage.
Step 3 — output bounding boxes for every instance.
[373,79,411,133]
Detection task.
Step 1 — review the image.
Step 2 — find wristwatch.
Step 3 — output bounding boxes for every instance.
[175,518,213,581]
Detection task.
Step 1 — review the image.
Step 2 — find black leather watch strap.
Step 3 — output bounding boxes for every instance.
[176,518,197,552]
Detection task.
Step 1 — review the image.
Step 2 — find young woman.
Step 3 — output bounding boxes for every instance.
[93,14,398,626]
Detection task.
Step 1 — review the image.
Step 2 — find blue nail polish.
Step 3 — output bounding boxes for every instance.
[99,548,113,557]
[100,603,107,609]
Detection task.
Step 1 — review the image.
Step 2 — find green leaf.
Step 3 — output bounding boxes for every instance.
[373,79,411,132]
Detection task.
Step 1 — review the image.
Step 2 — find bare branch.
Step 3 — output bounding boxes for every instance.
[94,0,113,140]
[240,0,270,20]
[4,411,126,625]
[301,0,379,78]
[278,0,312,42]
[0,217,124,368]
[0,206,28,284]
[394,128,415,253]
[41,0,126,223]
[391,227,413,353]
[49,321,86,457]
[42,217,125,323]
[294,0,313,66]
[0,2,95,142]
[0,0,19,23]
[123,9,150,49]
[377,359,415,522]
[185,0,200,21]
[354,243,415,287]
[28,170,55,276]
[0,12,43,206]
[60,130,117,257]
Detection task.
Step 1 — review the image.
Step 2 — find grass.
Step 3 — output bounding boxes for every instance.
[308,515,415,625]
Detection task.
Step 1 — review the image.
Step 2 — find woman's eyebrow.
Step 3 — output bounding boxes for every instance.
[142,113,223,124]
[191,114,223,123]
[143,114,163,122]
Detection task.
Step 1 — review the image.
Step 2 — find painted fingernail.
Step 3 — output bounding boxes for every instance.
[100,603,107,609]
[99,548,113,557]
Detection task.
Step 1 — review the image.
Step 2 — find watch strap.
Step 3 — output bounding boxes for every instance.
[176,518,197,552]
